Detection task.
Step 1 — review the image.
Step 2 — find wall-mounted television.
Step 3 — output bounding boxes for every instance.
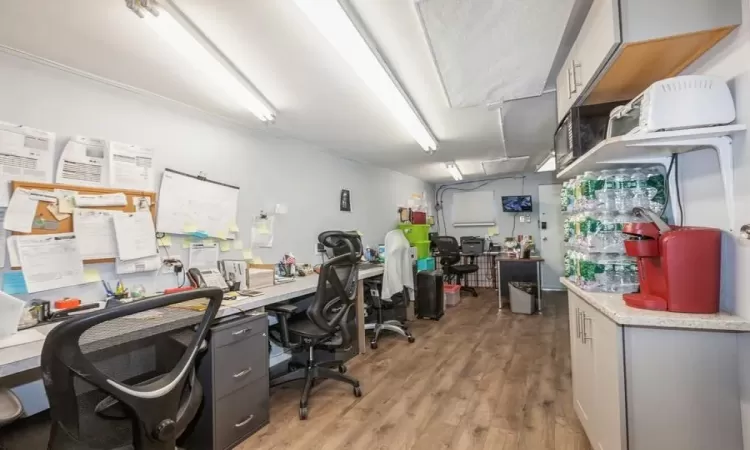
[501,195,532,212]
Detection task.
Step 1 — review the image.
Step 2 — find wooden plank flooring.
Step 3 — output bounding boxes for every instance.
[239,290,591,450]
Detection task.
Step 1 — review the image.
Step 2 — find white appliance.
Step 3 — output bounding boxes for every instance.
[607,75,735,138]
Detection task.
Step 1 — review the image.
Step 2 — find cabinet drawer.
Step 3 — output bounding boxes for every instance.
[214,333,269,399]
[212,316,267,348]
[215,380,270,450]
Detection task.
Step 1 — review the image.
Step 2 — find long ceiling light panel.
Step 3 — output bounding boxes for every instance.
[446,162,463,181]
[294,0,437,152]
[133,0,276,122]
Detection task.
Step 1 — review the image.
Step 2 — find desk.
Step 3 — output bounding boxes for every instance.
[496,257,544,314]
[0,265,384,379]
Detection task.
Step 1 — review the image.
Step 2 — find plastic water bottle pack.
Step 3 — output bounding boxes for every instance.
[561,165,667,293]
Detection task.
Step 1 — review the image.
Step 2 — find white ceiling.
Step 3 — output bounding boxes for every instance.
[417,0,576,108]
[0,0,575,183]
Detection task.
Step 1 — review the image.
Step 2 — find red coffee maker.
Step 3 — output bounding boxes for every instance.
[622,208,721,313]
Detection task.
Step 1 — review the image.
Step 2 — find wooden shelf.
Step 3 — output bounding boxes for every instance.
[557,124,746,233]
[557,124,746,179]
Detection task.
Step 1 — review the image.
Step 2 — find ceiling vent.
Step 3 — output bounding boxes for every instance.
[482,156,530,175]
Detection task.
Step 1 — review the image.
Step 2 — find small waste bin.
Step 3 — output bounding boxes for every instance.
[509,281,537,314]
[444,284,461,307]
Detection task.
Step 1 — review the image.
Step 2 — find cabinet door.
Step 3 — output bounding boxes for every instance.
[582,301,627,450]
[570,0,621,100]
[556,54,575,122]
[568,293,595,438]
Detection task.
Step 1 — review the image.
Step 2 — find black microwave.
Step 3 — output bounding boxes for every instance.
[554,100,629,171]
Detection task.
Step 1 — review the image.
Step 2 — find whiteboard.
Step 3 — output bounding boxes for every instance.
[452,191,497,227]
[156,169,240,238]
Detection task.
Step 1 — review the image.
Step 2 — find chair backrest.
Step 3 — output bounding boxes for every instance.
[309,231,361,347]
[433,235,461,266]
[42,288,223,450]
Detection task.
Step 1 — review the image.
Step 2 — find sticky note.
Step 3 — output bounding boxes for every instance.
[83,268,101,283]
[47,204,70,221]
[182,238,193,249]
[355,230,363,236]
[183,223,198,233]
[488,227,499,236]
[229,222,240,233]
[243,249,253,260]
[257,223,270,235]
[217,230,228,240]
[157,235,172,247]
[3,272,28,295]
[220,241,231,252]
[233,239,244,250]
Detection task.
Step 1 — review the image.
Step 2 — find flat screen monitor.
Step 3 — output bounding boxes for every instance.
[501,195,532,212]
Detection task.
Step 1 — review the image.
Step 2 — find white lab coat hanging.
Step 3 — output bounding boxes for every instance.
[381,229,414,300]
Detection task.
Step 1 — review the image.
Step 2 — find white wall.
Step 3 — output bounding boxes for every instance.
[436,171,556,245]
[0,51,434,304]
[679,0,750,446]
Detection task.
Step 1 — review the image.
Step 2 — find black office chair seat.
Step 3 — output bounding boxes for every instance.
[448,264,479,274]
[285,319,342,345]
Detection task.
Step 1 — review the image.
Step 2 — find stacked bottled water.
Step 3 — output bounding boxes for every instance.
[561,166,667,293]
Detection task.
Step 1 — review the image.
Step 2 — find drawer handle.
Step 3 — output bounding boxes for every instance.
[233,367,252,378]
[235,415,254,428]
[232,327,252,336]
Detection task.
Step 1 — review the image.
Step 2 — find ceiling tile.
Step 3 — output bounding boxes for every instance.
[417,0,576,107]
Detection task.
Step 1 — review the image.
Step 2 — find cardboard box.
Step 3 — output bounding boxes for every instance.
[247,264,275,290]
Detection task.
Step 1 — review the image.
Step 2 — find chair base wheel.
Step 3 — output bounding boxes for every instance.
[408,336,415,343]
[353,386,362,397]
[338,365,347,374]
[370,341,378,350]
[299,407,308,420]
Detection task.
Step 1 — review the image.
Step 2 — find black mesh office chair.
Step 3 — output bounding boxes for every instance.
[269,231,362,420]
[42,288,223,450]
[433,236,479,297]
[363,280,414,349]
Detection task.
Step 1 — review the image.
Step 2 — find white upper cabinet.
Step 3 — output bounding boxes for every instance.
[556,0,742,122]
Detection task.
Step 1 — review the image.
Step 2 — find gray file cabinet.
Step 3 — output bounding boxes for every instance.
[185,312,269,450]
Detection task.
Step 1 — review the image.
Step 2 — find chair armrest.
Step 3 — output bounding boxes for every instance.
[266,304,298,314]
[266,303,297,347]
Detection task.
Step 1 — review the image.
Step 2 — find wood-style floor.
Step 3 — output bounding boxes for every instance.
[239,290,591,450]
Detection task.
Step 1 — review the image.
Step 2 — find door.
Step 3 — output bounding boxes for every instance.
[538,184,564,289]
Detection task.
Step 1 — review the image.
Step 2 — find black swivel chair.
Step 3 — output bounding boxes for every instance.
[42,288,223,450]
[268,231,362,420]
[363,280,414,349]
[433,235,479,297]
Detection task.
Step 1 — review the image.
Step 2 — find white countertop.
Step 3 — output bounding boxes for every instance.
[0,265,384,378]
[562,278,750,332]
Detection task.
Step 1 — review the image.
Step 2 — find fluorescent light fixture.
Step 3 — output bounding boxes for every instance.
[140,2,276,122]
[294,0,437,152]
[536,152,556,172]
[446,162,463,181]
